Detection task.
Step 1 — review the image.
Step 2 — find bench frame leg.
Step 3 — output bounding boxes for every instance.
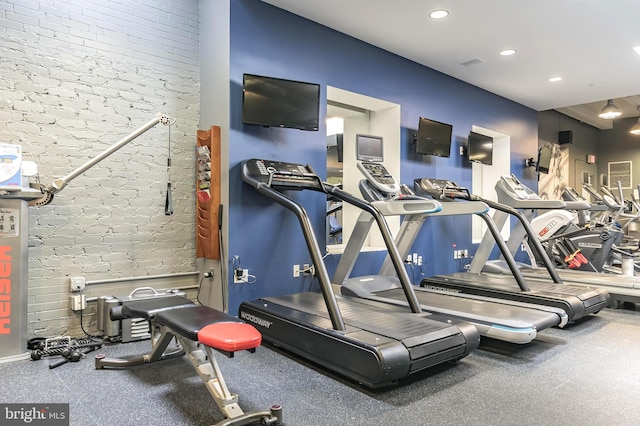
[95,326,183,369]
[96,325,283,425]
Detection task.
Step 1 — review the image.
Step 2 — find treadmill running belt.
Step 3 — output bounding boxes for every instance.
[264,292,460,343]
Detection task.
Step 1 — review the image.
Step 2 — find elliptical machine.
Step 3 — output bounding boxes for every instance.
[509,178,637,276]
[526,188,623,272]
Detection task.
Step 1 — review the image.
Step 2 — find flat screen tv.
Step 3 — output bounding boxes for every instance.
[356,134,384,162]
[242,73,320,131]
[415,117,452,157]
[467,131,493,165]
[536,146,552,174]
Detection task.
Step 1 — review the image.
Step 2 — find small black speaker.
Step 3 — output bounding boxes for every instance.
[558,130,573,145]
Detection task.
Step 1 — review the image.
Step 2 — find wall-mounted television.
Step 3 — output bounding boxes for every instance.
[356,134,384,162]
[536,145,553,174]
[415,117,452,157]
[242,73,320,131]
[467,131,493,165]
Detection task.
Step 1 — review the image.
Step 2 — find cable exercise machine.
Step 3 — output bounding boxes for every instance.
[0,114,173,361]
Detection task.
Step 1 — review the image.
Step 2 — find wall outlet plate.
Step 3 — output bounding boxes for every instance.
[234,269,249,283]
[69,276,86,292]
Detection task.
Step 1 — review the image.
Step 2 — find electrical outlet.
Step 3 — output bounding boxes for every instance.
[293,264,300,278]
[70,295,86,311]
[234,269,249,283]
[303,263,314,276]
[69,276,86,292]
[463,249,469,258]
[417,256,423,266]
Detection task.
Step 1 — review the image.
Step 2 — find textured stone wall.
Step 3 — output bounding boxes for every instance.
[0,0,200,337]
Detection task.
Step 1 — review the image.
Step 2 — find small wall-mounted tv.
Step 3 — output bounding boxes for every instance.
[242,73,320,131]
[415,117,453,157]
[356,134,384,162]
[536,145,553,174]
[467,131,493,165]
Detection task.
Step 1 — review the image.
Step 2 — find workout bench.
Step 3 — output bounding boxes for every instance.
[95,296,283,425]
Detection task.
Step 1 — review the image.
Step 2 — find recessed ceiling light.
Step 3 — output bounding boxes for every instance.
[634,45,640,56]
[549,77,563,82]
[499,49,517,56]
[429,10,449,19]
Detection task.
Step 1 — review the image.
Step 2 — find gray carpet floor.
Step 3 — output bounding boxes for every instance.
[0,306,639,426]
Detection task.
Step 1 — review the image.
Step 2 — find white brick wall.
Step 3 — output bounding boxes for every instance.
[0,0,200,337]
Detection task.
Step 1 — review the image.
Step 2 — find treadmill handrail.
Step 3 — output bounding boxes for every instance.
[241,160,346,332]
[474,211,531,291]
[411,177,532,291]
[325,184,424,313]
[474,196,563,284]
[564,201,592,211]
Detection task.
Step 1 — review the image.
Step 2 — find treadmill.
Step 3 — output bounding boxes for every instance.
[337,164,567,344]
[414,177,610,322]
[478,175,640,306]
[238,159,479,389]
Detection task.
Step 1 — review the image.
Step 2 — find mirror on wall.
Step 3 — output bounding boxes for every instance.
[325,87,401,252]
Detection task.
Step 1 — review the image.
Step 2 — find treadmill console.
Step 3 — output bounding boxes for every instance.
[414,178,471,201]
[562,186,587,202]
[500,175,540,200]
[242,159,321,191]
[357,161,400,194]
[582,182,603,202]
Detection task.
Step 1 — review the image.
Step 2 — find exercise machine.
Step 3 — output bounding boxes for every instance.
[336,167,567,344]
[415,177,609,321]
[528,191,622,273]
[239,159,479,388]
[558,185,638,273]
[477,175,640,306]
[0,113,172,362]
[95,295,283,425]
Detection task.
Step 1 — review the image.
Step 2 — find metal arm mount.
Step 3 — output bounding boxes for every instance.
[30,113,172,206]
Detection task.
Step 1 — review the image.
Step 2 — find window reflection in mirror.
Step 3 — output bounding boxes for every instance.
[325,87,401,253]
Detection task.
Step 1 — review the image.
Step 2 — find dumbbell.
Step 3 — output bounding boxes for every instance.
[49,348,83,369]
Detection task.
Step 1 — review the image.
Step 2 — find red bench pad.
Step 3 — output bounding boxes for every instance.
[198,322,262,352]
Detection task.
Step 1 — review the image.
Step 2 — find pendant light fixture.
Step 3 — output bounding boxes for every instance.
[630,106,640,135]
[598,99,622,119]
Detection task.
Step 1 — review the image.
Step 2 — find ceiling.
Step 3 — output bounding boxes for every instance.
[262,0,640,129]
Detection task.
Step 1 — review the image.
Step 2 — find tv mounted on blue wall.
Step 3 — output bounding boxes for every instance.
[415,117,453,158]
[467,131,493,165]
[242,73,320,131]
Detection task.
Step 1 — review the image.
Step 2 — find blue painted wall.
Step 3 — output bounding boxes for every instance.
[221,0,539,314]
